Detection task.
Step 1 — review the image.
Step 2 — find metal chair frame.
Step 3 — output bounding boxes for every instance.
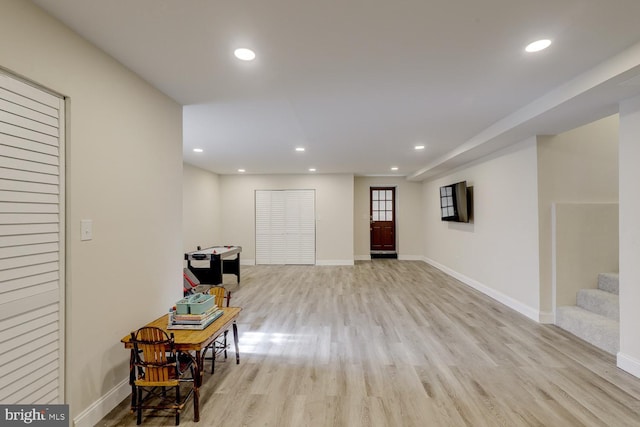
[206,286,231,373]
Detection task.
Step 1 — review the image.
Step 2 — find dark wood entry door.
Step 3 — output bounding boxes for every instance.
[370,187,396,251]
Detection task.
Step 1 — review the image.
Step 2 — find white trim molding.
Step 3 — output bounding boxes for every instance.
[617,352,640,379]
[423,257,543,323]
[538,311,555,324]
[73,377,130,427]
[398,255,424,261]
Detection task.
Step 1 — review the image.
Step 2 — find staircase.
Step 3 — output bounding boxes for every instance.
[555,272,619,355]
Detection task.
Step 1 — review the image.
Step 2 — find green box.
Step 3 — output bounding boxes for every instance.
[175,293,215,315]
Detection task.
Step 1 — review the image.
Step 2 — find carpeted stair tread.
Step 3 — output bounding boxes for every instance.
[556,306,619,355]
[598,272,619,295]
[576,288,619,321]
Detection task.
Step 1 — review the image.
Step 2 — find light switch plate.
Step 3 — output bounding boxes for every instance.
[81,219,93,241]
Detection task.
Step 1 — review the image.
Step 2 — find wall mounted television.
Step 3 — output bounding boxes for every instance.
[439,181,470,223]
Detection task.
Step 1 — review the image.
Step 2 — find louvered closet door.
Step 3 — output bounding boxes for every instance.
[255,190,286,264]
[255,190,315,265]
[0,72,65,404]
[284,190,315,264]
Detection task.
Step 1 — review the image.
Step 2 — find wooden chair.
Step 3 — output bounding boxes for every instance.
[130,327,196,425]
[208,285,229,308]
[206,286,231,373]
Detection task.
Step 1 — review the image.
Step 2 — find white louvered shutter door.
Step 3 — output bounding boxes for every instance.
[256,190,286,264]
[254,190,270,264]
[285,190,315,264]
[0,72,65,404]
[255,189,315,265]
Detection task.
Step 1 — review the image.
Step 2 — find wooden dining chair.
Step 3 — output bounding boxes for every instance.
[130,327,196,425]
[206,286,231,373]
[208,285,229,308]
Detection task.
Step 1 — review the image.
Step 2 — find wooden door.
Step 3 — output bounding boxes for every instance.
[370,187,395,252]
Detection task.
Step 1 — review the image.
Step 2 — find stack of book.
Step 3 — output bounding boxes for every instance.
[168,305,223,330]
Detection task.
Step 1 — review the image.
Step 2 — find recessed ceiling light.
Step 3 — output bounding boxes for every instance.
[525,39,551,53]
[295,147,305,152]
[414,145,425,150]
[237,169,245,173]
[309,168,316,172]
[391,167,399,171]
[234,48,256,61]
[193,148,203,153]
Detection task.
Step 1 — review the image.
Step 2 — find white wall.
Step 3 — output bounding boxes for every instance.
[0,1,183,424]
[423,138,542,320]
[618,94,640,378]
[537,115,619,315]
[219,174,354,265]
[183,163,220,252]
[354,176,423,260]
[553,203,619,307]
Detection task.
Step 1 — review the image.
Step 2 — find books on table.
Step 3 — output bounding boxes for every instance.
[168,306,224,330]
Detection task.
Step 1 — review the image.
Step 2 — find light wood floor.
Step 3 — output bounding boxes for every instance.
[100,261,640,426]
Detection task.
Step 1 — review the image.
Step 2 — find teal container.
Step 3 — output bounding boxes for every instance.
[187,293,215,314]
[175,297,191,315]
[174,293,215,315]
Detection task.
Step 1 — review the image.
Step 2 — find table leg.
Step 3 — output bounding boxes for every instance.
[224,330,228,359]
[129,349,137,411]
[194,350,205,422]
[236,254,241,285]
[233,321,240,364]
[193,383,200,423]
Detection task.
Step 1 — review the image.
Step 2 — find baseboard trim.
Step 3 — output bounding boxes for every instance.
[423,257,542,323]
[538,311,555,324]
[354,255,371,261]
[617,352,640,379]
[315,260,355,266]
[240,258,255,266]
[397,255,424,261]
[73,377,130,427]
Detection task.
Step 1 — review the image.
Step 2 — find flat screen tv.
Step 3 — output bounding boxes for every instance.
[439,181,469,223]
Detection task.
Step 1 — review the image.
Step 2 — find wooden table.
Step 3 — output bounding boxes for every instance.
[121,306,241,422]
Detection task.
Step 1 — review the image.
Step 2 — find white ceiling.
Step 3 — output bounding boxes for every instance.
[32,0,640,179]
